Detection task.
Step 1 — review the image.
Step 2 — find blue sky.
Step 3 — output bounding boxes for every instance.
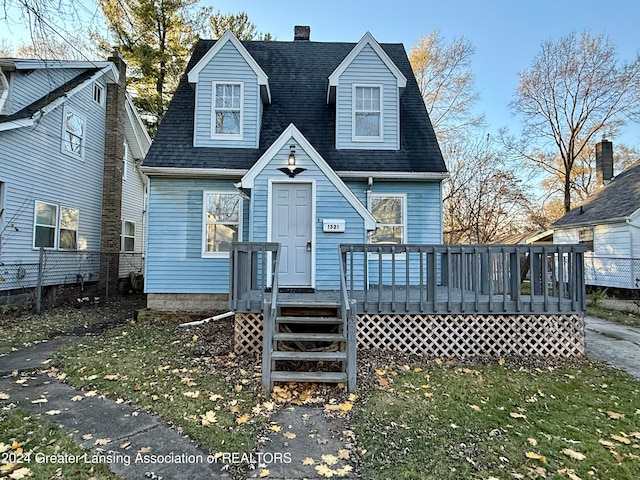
[207,0,640,146]
[3,0,640,146]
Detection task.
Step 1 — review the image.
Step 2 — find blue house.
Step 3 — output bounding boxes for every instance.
[0,52,151,299]
[143,27,587,389]
[143,27,447,309]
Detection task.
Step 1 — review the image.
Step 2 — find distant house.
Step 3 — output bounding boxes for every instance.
[553,140,640,289]
[142,27,448,311]
[0,52,151,296]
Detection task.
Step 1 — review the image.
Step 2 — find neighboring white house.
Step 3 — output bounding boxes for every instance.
[553,140,640,289]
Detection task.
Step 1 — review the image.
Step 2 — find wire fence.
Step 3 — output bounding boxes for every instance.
[0,249,144,312]
[584,256,640,290]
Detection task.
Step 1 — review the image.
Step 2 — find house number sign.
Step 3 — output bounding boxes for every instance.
[322,219,346,233]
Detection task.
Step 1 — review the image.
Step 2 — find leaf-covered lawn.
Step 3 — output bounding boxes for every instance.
[355,360,640,480]
[52,317,268,456]
[0,408,117,479]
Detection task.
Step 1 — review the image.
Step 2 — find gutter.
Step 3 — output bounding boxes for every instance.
[140,166,248,178]
[336,170,449,181]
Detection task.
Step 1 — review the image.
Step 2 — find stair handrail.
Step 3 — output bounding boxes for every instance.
[261,243,280,390]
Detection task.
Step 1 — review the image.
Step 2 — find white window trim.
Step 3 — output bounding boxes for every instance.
[368,193,407,245]
[123,141,129,181]
[0,70,8,113]
[201,190,243,258]
[61,106,86,160]
[93,82,105,106]
[352,84,383,142]
[121,219,136,253]
[33,200,58,250]
[211,81,244,140]
[58,205,79,251]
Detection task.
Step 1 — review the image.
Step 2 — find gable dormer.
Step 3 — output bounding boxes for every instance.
[328,32,406,151]
[188,31,270,148]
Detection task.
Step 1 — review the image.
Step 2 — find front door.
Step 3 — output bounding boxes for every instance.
[271,182,312,287]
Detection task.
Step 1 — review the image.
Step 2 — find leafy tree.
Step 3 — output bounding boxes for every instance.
[510,31,640,213]
[94,0,206,131]
[207,10,271,40]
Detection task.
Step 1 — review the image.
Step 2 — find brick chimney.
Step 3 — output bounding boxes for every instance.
[99,48,127,294]
[294,25,310,41]
[595,139,614,187]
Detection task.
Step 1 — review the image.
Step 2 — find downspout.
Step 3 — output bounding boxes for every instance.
[366,176,373,242]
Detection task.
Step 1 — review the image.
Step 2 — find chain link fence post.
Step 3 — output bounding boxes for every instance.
[35,247,44,314]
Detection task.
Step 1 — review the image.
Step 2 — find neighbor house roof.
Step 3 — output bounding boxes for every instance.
[553,160,640,228]
[144,38,446,174]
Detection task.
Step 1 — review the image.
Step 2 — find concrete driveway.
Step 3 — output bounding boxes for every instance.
[584,316,640,379]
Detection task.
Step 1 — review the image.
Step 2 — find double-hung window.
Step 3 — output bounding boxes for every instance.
[62,107,86,158]
[353,85,382,141]
[33,201,79,249]
[212,82,242,138]
[122,220,135,252]
[369,194,406,245]
[202,191,241,257]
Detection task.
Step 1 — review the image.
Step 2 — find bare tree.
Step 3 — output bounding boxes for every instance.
[408,30,484,144]
[511,31,640,213]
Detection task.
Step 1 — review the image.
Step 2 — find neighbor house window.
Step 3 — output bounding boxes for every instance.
[353,85,382,140]
[34,201,58,248]
[93,83,104,106]
[212,82,242,137]
[62,107,85,158]
[202,191,241,256]
[34,201,79,250]
[122,220,135,252]
[579,227,594,252]
[122,141,129,181]
[58,207,78,250]
[369,194,406,244]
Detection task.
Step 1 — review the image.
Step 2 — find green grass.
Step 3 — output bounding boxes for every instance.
[587,304,640,328]
[0,408,118,479]
[355,361,640,479]
[52,317,266,456]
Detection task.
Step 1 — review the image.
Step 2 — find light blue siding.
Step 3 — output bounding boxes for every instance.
[193,41,260,148]
[336,44,399,150]
[0,81,106,268]
[145,177,242,293]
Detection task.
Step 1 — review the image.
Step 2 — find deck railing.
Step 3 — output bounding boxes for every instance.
[229,242,280,311]
[339,244,586,314]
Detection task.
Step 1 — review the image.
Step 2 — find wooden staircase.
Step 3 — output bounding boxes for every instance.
[262,298,357,391]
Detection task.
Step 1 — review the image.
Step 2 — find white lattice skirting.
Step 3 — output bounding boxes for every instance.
[234,313,585,358]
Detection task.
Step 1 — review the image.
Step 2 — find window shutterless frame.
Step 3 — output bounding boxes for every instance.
[201,190,242,258]
[352,84,383,142]
[211,82,243,140]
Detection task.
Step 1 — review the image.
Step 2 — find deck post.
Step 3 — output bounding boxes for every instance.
[261,297,273,390]
[346,299,357,392]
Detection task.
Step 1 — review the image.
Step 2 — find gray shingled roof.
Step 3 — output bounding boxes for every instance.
[144,39,446,173]
[553,160,640,227]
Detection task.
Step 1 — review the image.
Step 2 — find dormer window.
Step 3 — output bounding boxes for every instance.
[353,85,382,140]
[212,82,243,138]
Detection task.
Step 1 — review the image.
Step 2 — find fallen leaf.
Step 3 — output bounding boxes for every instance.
[104,374,119,381]
[611,434,631,445]
[8,467,31,479]
[94,438,110,446]
[201,411,217,426]
[70,395,83,402]
[283,431,296,439]
[82,434,93,441]
[302,457,315,465]
[182,391,200,399]
[84,391,97,397]
[0,392,10,400]
[562,448,586,461]
[234,384,243,393]
[259,469,269,478]
[316,437,328,445]
[120,441,131,449]
[607,411,625,420]
[236,413,250,425]
[337,449,350,460]
[470,404,481,412]
[528,438,538,447]
[377,377,389,387]
[45,410,61,415]
[270,424,282,433]
[525,451,547,464]
[209,394,223,401]
[510,412,527,419]
[315,464,335,477]
[139,446,152,453]
[30,398,48,404]
[599,439,616,448]
[498,357,505,366]
[321,454,339,466]
[335,465,353,477]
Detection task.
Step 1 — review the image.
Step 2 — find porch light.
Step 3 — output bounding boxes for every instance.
[288,145,296,166]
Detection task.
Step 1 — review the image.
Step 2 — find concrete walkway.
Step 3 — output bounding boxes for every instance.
[0,336,229,479]
[584,315,640,379]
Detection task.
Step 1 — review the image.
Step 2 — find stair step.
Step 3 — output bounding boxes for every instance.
[277,300,341,308]
[276,316,343,325]
[270,371,348,384]
[273,332,346,342]
[271,351,347,362]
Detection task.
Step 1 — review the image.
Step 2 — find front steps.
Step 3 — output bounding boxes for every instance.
[262,299,356,391]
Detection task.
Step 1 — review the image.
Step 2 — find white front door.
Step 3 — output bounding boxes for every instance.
[271,182,313,287]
